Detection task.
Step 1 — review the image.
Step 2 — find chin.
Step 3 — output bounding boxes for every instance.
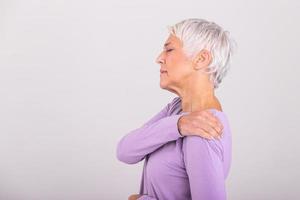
[159,82,168,89]
[160,77,172,88]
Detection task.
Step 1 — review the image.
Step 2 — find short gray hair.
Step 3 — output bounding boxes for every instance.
[167,18,237,89]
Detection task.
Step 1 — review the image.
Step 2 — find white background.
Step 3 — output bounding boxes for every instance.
[0,0,299,199]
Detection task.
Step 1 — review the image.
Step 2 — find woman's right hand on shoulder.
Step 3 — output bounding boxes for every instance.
[178,110,223,140]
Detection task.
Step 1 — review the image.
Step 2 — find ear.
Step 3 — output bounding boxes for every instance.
[193,49,212,71]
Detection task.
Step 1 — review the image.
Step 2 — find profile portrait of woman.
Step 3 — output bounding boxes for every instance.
[116,18,236,200]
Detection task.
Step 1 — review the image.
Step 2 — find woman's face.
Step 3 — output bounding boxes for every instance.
[156,34,194,93]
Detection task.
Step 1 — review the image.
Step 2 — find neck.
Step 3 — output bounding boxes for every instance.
[179,74,222,112]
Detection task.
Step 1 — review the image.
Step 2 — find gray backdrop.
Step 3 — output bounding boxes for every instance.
[0,0,299,199]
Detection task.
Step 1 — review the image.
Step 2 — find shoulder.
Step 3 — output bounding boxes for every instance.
[211,109,230,132]
[182,109,231,162]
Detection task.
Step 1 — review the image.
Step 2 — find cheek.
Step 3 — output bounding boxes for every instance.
[165,53,192,82]
[168,60,190,79]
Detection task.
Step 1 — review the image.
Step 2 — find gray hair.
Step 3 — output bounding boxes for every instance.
[167,18,237,89]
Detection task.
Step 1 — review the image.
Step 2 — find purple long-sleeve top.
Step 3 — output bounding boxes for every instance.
[116,96,232,200]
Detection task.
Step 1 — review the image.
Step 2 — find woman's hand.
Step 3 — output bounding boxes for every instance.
[128,194,141,200]
[178,110,224,139]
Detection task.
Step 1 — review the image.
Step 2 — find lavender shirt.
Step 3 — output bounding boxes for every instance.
[116,97,232,200]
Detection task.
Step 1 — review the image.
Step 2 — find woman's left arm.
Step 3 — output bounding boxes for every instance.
[183,136,226,200]
[182,113,230,200]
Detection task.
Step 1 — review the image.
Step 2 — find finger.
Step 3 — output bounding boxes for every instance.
[199,116,222,135]
[196,128,215,140]
[216,119,224,130]
[193,111,223,137]
[195,114,221,136]
[202,111,224,131]
[197,122,220,139]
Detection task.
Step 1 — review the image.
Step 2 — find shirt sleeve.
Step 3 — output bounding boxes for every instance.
[116,97,187,164]
[182,112,227,200]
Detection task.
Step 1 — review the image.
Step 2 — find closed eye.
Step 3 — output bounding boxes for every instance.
[166,49,173,52]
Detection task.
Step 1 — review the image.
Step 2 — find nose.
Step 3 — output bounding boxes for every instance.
[155,51,165,64]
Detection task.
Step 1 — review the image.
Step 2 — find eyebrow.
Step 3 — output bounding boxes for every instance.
[164,42,171,47]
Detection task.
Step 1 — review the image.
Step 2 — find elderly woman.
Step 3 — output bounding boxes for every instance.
[116,18,235,200]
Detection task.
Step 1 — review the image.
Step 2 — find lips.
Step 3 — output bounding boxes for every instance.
[160,69,167,73]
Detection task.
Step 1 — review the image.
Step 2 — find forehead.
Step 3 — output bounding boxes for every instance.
[164,34,182,47]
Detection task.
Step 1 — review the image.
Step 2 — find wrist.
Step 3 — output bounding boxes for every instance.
[177,115,185,136]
